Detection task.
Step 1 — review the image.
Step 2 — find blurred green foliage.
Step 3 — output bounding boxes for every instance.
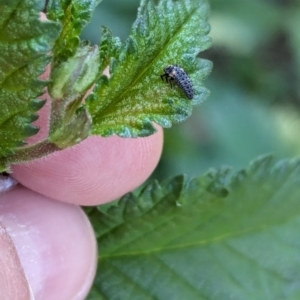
[82,0,140,42]
[82,0,300,180]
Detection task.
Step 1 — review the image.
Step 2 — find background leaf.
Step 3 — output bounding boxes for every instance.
[87,156,300,299]
[86,0,212,137]
[0,0,60,169]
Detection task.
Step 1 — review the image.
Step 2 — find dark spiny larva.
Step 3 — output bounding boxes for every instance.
[160,65,194,99]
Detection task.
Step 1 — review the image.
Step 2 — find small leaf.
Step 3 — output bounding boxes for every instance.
[87,156,300,299]
[99,26,122,74]
[0,0,60,169]
[86,0,212,137]
[45,0,102,148]
[49,45,99,101]
[49,106,92,148]
[46,0,102,63]
[48,45,98,148]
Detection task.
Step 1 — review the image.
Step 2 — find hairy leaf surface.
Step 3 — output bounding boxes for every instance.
[86,0,212,137]
[46,0,102,63]
[0,0,60,168]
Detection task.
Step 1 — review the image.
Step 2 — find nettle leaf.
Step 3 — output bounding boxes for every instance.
[46,0,102,63]
[45,0,103,149]
[87,156,300,299]
[0,0,60,169]
[99,26,122,75]
[48,45,98,148]
[86,0,212,137]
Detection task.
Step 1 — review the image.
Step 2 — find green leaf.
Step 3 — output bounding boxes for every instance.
[0,0,60,169]
[49,45,100,101]
[98,26,122,75]
[48,44,98,148]
[87,156,300,299]
[45,0,102,148]
[46,0,102,63]
[86,0,212,137]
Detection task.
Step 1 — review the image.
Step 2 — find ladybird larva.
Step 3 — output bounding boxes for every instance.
[160,65,194,99]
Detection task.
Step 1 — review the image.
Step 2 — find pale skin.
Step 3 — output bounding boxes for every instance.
[0,66,163,299]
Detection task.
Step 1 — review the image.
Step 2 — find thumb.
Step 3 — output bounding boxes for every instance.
[0,186,97,300]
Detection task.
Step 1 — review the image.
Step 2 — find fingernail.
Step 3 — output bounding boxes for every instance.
[0,222,33,300]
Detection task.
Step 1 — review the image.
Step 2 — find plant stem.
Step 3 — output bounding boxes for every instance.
[4,139,61,166]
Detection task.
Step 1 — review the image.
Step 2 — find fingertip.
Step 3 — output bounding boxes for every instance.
[12,127,163,205]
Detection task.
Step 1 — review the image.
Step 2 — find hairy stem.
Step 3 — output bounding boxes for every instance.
[3,139,61,167]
